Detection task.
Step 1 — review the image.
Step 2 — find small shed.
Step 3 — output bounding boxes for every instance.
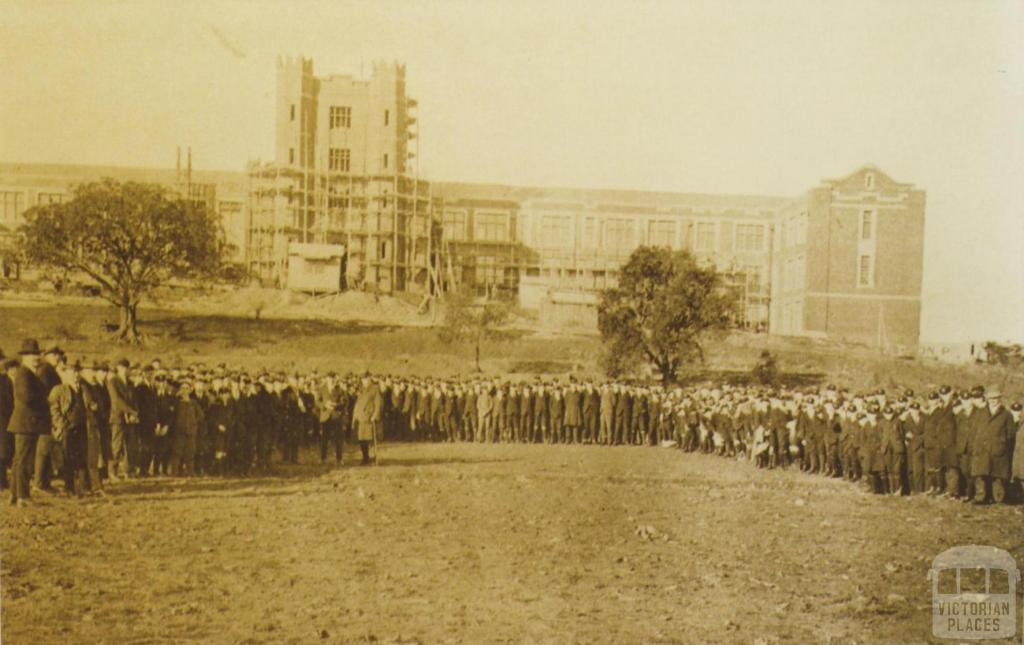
[286,242,346,294]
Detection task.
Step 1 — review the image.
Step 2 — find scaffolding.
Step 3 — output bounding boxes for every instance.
[246,162,434,293]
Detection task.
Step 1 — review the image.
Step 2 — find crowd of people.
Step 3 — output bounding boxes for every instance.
[2,337,1023,508]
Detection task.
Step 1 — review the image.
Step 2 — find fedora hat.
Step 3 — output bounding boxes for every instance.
[18,339,41,356]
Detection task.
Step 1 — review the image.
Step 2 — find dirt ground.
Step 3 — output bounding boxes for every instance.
[2,442,1021,644]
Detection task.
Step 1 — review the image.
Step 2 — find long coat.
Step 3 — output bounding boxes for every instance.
[172,397,205,437]
[353,382,383,441]
[1012,421,1024,481]
[0,373,13,461]
[48,383,86,442]
[80,381,106,470]
[926,404,959,469]
[582,390,599,427]
[969,407,1016,479]
[107,374,139,426]
[563,389,582,427]
[8,366,49,435]
[859,420,884,473]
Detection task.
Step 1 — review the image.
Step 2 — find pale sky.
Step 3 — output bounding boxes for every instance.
[2,0,1022,344]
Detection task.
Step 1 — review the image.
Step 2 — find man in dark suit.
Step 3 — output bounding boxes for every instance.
[317,373,344,464]
[0,353,16,492]
[563,381,582,444]
[969,388,1017,504]
[134,367,159,477]
[32,346,63,491]
[503,384,519,443]
[925,387,957,495]
[613,385,630,446]
[107,358,140,480]
[9,339,49,506]
[582,381,599,445]
[599,383,615,445]
[48,361,87,496]
[901,402,926,494]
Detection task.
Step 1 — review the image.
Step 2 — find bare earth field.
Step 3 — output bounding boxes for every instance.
[2,442,1021,644]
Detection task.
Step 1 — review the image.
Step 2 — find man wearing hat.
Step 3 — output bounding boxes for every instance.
[107,358,140,480]
[48,361,88,496]
[8,340,50,506]
[926,386,959,496]
[968,387,1016,504]
[1011,402,1023,491]
[80,362,107,493]
[879,405,905,495]
[170,380,204,476]
[30,345,64,492]
[901,401,926,494]
[352,372,382,465]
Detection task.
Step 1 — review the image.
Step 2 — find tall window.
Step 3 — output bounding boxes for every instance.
[744,265,762,290]
[329,106,352,129]
[383,153,388,169]
[329,148,351,172]
[476,212,509,242]
[36,192,65,206]
[539,215,571,248]
[384,109,390,126]
[582,217,599,248]
[784,256,806,290]
[861,210,873,240]
[786,214,807,247]
[858,254,873,287]
[290,104,295,121]
[1,191,24,222]
[443,210,467,241]
[695,222,715,250]
[289,148,295,164]
[647,220,675,248]
[865,173,875,189]
[735,224,765,251]
[605,218,635,252]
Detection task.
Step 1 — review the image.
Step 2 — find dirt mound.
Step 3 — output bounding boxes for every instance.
[165,287,426,326]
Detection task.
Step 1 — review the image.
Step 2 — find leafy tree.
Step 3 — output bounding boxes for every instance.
[597,246,736,384]
[20,179,225,343]
[438,291,511,372]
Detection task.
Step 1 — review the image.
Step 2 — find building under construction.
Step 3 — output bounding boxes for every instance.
[0,57,926,351]
[246,57,436,294]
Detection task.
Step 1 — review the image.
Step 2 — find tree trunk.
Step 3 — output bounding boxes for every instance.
[475,338,482,372]
[116,302,142,344]
[658,358,676,386]
[660,368,675,387]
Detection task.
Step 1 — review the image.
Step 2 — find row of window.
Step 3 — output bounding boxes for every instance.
[290,104,391,130]
[1,190,66,221]
[441,211,770,253]
[287,147,390,172]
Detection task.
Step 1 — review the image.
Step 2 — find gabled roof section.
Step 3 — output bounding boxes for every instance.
[821,164,916,193]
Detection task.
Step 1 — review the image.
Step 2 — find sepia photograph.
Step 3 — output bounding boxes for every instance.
[1,1,1022,643]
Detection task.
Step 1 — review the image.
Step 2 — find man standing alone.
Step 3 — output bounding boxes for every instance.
[353,373,382,466]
